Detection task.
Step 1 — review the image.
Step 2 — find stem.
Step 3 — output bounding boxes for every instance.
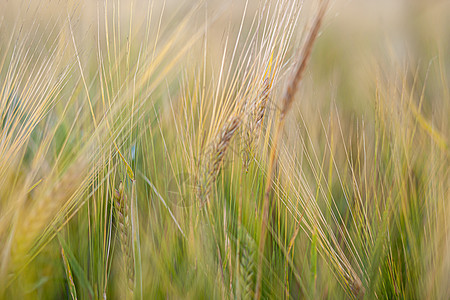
[254,2,328,299]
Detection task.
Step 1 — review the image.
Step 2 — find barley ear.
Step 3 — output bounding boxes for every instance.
[254,2,329,299]
[242,78,271,171]
[198,114,242,203]
[114,181,135,298]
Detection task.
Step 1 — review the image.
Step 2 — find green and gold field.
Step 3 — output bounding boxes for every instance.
[0,0,449,299]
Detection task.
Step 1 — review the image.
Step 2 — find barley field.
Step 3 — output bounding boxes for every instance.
[0,0,449,299]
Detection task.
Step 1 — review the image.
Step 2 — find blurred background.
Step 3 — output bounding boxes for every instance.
[0,0,448,299]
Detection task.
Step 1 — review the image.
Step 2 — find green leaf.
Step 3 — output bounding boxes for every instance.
[58,236,94,298]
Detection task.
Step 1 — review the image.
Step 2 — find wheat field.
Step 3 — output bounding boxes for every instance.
[0,0,449,299]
